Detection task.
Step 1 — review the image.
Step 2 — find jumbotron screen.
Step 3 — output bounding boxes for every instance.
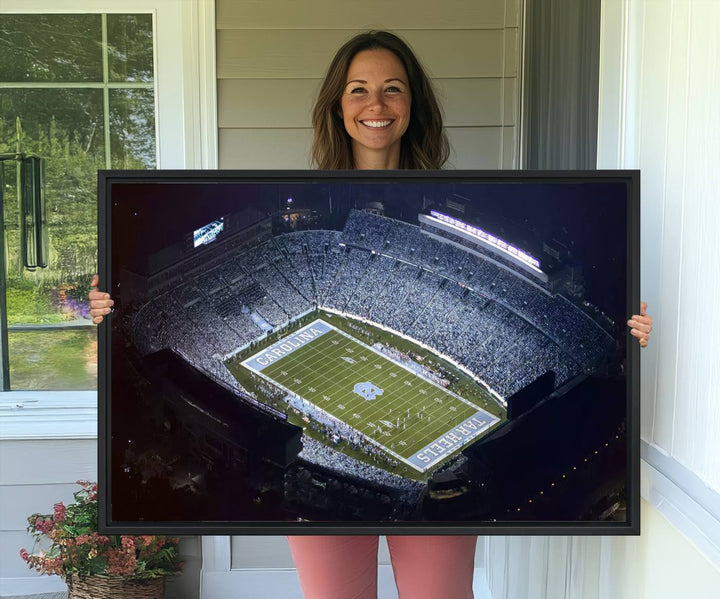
[193,217,224,248]
[98,170,640,535]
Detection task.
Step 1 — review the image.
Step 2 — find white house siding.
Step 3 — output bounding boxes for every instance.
[0,438,96,591]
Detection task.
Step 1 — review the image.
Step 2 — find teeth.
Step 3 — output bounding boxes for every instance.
[362,120,392,128]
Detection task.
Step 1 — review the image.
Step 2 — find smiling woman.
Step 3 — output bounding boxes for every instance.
[311,30,449,170]
[340,49,412,169]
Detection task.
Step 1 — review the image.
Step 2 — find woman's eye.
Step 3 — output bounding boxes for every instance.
[349,87,367,94]
[385,86,402,93]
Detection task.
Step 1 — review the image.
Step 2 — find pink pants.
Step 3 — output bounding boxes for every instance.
[287,535,476,599]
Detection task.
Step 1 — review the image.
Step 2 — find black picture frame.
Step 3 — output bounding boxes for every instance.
[98,169,640,536]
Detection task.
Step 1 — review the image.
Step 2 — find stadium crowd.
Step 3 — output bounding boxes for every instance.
[129,208,615,476]
[299,436,424,499]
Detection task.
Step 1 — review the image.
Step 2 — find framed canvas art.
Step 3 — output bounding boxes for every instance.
[98,169,640,535]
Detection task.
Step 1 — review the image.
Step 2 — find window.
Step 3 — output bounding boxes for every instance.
[0,13,156,390]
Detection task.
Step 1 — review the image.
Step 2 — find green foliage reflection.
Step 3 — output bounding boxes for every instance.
[1,13,155,389]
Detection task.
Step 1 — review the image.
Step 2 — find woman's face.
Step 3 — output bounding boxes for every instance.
[340,48,411,168]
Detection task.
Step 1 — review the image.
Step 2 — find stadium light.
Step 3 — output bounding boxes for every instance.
[428,211,542,272]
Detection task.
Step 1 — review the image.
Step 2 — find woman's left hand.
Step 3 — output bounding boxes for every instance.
[627,301,653,348]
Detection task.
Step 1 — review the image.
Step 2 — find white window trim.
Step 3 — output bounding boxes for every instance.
[642,442,720,568]
[0,0,217,436]
[0,391,96,439]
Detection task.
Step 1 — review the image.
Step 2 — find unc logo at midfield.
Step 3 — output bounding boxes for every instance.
[354,382,384,401]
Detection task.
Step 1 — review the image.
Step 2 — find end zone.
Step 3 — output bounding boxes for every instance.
[410,414,497,470]
[241,319,333,372]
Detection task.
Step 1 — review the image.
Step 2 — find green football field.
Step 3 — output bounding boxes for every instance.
[240,319,499,472]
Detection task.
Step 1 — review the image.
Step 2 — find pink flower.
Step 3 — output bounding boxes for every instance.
[34,518,54,535]
[121,537,135,549]
[21,482,181,580]
[107,548,137,576]
[53,502,66,522]
[43,556,64,576]
[75,480,98,500]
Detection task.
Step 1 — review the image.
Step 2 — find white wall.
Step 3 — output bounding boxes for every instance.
[0,394,97,595]
[597,0,720,491]
[598,501,720,599]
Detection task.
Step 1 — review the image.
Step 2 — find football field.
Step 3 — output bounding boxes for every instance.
[241,319,499,472]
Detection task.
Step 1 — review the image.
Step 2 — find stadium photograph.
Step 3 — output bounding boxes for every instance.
[101,171,636,532]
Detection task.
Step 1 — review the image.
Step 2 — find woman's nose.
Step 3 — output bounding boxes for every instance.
[366,89,385,110]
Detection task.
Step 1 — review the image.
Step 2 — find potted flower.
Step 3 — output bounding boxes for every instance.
[20,480,182,599]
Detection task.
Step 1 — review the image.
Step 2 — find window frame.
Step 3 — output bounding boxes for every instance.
[0,0,217,435]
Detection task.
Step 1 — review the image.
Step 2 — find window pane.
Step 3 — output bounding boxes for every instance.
[1,88,104,285]
[107,14,154,83]
[110,88,156,169]
[0,88,106,162]
[0,14,102,82]
[1,13,156,390]
[2,87,103,389]
[8,328,97,390]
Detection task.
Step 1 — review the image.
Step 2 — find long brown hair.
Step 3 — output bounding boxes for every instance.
[311,31,449,170]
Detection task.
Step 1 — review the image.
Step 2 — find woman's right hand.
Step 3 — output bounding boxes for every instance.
[89,274,114,324]
[627,301,653,348]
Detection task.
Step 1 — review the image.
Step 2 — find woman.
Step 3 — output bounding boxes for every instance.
[90,31,653,598]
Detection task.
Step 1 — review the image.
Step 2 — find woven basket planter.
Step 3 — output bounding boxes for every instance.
[67,575,164,599]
